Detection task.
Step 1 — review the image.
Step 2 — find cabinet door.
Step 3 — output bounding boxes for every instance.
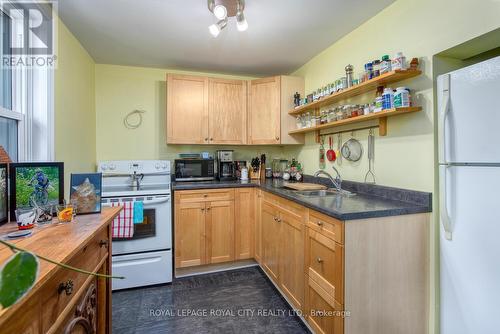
[175,201,206,268]
[206,200,235,264]
[235,188,254,260]
[208,78,247,144]
[254,190,262,264]
[261,201,281,282]
[248,76,281,144]
[279,211,305,311]
[167,74,209,144]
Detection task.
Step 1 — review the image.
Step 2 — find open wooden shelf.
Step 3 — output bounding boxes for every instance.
[289,69,422,115]
[288,107,422,137]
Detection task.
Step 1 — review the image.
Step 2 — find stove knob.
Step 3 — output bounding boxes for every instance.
[109,164,116,171]
[101,164,108,171]
[162,163,168,169]
[155,163,161,170]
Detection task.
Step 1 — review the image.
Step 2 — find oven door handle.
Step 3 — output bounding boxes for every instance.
[102,196,171,207]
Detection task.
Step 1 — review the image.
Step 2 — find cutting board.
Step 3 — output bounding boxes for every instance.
[283,182,327,191]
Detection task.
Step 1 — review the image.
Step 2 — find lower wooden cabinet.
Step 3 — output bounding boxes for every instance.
[175,201,207,268]
[235,188,255,260]
[175,189,238,268]
[279,210,305,310]
[261,201,281,282]
[206,200,235,264]
[254,189,263,264]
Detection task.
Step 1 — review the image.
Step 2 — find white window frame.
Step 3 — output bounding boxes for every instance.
[1,1,54,162]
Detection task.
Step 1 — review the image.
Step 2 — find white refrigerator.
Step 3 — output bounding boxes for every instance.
[437,56,500,334]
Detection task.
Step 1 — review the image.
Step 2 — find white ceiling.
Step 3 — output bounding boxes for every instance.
[58,0,395,76]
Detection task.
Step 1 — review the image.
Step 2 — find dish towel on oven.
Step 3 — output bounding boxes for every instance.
[133,201,144,224]
[111,202,134,238]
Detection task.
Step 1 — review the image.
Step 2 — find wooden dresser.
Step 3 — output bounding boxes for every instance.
[0,207,121,334]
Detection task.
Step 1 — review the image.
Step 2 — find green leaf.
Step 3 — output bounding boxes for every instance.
[0,251,39,308]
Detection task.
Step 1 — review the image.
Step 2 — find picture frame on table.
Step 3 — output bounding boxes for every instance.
[70,173,102,215]
[9,162,64,221]
[0,163,7,225]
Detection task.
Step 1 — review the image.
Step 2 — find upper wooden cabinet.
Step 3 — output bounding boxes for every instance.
[248,76,305,145]
[167,74,247,145]
[167,73,304,145]
[209,78,247,145]
[167,74,209,144]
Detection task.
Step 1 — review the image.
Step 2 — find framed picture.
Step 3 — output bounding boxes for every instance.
[9,162,64,221]
[0,164,7,225]
[70,173,102,215]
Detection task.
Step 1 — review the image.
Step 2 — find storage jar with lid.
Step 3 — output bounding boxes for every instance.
[380,55,391,74]
[382,88,394,110]
[372,60,381,77]
[394,87,410,107]
[391,52,407,71]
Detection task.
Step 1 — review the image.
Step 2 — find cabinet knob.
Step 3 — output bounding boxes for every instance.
[203,194,208,197]
[275,136,280,141]
[201,208,205,212]
[206,207,211,211]
[204,137,208,141]
[317,257,323,264]
[58,279,74,296]
[316,221,324,227]
[210,138,213,141]
[99,239,108,248]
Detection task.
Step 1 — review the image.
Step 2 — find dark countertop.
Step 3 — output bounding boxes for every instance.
[172,178,432,221]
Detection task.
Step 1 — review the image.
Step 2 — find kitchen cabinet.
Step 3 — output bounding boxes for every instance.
[261,201,281,282]
[305,276,344,334]
[248,75,305,145]
[259,194,306,311]
[167,74,209,144]
[0,208,119,334]
[175,201,206,268]
[167,73,304,145]
[206,200,235,264]
[254,189,262,263]
[209,78,247,145]
[167,75,247,145]
[279,210,305,310]
[174,189,235,268]
[235,188,255,260]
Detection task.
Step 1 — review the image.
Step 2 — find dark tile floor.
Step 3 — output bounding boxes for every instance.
[112,266,310,334]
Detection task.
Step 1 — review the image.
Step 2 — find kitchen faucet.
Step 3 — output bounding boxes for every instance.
[314,167,342,191]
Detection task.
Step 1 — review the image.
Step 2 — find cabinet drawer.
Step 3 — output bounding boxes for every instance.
[41,227,108,332]
[308,210,344,244]
[305,276,344,334]
[306,228,344,304]
[176,189,235,203]
[262,191,306,221]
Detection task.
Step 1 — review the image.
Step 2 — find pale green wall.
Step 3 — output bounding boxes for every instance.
[284,1,500,333]
[95,64,287,163]
[54,17,96,197]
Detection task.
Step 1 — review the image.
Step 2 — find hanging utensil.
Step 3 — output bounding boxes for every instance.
[341,132,363,162]
[319,137,326,169]
[326,136,336,162]
[337,133,342,165]
[364,129,376,184]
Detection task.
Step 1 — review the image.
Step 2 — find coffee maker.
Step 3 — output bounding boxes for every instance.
[216,150,237,181]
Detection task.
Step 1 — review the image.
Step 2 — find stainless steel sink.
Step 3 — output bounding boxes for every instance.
[295,189,355,197]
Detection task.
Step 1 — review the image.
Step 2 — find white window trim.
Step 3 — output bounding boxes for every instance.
[1,2,55,162]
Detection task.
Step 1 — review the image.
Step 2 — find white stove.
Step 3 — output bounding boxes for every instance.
[98,160,172,290]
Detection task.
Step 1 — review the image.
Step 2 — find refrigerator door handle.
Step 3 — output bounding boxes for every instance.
[439,165,452,240]
[438,74,450,164]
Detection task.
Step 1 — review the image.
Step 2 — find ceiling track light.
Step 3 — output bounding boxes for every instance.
[207,0,248,37]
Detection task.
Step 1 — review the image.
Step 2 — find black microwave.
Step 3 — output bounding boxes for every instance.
[174,159,215,181]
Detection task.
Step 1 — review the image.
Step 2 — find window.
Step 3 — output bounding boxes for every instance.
[0,4,54,162]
